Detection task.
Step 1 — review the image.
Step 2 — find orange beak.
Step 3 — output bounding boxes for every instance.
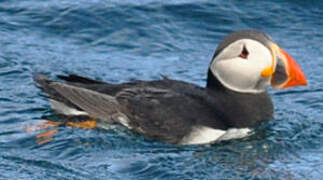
[270,43,307,89]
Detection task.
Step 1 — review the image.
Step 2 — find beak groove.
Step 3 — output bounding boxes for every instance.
[270,44,307,89]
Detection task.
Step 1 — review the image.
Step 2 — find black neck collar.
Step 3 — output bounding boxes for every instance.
[206,68,273,128]
[206,69,227,92]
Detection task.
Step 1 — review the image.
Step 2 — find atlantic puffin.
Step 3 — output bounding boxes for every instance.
[34,30,307,145]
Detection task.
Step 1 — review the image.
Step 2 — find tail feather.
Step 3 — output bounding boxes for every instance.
[33,74,58,97]
[34,74,125,124]
[33,74,82,111]
[57,74,104,84]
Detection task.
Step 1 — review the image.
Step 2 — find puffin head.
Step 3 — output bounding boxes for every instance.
[208,30,307,93]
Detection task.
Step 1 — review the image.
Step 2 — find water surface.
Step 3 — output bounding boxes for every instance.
[0,0,322,179]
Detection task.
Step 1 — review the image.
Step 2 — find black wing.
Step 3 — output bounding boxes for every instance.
[115,81,223,144]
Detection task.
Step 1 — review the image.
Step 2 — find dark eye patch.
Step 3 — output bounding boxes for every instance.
[239,45,249,59]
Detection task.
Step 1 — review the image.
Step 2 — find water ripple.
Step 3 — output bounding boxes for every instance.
[0,0,322,179]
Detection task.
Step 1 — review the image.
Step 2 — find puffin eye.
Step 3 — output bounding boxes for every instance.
[239,45,249,59]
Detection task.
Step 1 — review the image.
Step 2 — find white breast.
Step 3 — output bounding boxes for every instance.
[180,126,252,145]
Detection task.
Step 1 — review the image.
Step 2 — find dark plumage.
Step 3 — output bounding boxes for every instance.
[34,73,273,144]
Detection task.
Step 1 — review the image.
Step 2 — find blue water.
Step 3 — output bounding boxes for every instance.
[0,0,322,179]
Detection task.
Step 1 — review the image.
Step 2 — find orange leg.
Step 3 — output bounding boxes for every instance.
[66,119,97,129]
[37,137,54,145]
[26,118,97,145]
[36,129,59,139]
[36,129,58,145]
[26,120,61,133]
[26,120,61,145]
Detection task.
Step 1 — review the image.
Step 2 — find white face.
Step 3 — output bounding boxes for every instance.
[210,39,273,93]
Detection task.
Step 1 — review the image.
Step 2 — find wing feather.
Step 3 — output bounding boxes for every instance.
[116,86,193,143]
[51,82,121,122]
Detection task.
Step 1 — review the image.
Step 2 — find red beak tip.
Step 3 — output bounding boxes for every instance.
[302,80,308,86]
[281,48,307,88]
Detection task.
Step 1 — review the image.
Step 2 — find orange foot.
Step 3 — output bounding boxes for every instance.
[66,119,97,129]
[36,129,58,145]
[26,120,61,145]
[26,119,97,145]
[26,120,61,133]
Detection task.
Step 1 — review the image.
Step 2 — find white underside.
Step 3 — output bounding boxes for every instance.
[181,126,252,145]
[50,99,88,116]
